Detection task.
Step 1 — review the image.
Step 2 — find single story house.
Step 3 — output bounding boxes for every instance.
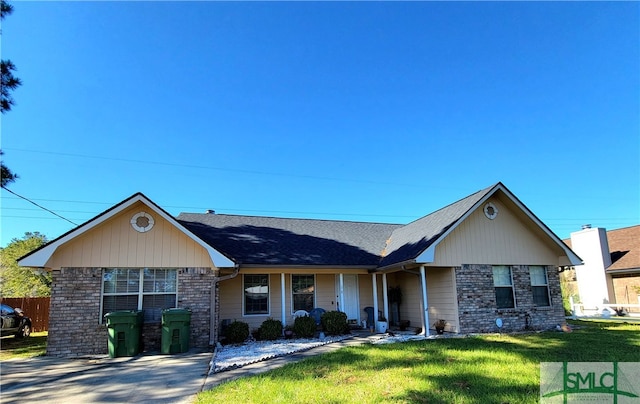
[563,224,640,314]
[19,182,581,357]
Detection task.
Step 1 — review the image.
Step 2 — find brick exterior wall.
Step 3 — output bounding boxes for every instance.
[612,274,640,309]
[46,267,215,357]
[47,268,105,357]
[177,267,216,348]
[456,264,565,333]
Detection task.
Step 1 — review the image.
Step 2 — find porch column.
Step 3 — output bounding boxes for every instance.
[382,273,389,323]
[339,273,345,312]
[372,273,379,323]
[420,265,430,336]
[281,273,286,328]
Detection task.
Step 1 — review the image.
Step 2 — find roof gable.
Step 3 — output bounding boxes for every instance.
[380,183,581,268]
[18,193,234,268]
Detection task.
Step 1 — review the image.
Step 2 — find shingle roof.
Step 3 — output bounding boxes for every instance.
[20,182,578,270]
[177,184,498,268]
[606,225,640,271]
[177,214,402,266]
[378,185,494,267]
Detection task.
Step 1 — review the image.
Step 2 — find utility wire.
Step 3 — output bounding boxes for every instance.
[4,147,413,187]
[1,186,78,226]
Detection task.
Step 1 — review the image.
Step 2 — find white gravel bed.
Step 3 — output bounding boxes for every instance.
[210,332,429,373]
[210,335,352,373]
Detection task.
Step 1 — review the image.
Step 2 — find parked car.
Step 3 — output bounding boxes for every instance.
[0,303,32,338]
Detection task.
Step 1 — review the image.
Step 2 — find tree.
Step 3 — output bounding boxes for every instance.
[1,0,20,187]
[0,0,21,114]
[0,232,50,297]
[1,59,21,113]
[1,150,18,187]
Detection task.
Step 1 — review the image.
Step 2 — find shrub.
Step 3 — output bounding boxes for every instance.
[321,311,349,336]
[258,318,283,341]
[293,315,317,338]
[225,320,249,344]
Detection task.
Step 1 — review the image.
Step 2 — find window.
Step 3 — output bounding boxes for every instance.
[244,274,269,315]
[493,265,515,309]
[102,268,177,323]
[292,275,315,312]
[530,266,550,307]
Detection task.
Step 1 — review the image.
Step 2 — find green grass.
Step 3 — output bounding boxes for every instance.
[197,321,640,404]
[0,331,48,360]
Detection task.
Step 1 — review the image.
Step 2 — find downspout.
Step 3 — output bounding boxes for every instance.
[210,265,240,345]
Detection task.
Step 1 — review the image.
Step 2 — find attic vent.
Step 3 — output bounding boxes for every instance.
[483,202,498,220]
[206,209,215,214]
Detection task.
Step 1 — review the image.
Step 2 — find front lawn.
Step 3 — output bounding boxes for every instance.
[0,332,48,360]
[197,321,640,403]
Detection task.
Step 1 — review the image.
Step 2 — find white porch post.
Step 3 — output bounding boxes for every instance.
[372,273,379,324]
[382,273,389,323]
[339,273,345,312]
[281,273,286,328]
[420,265,430,336]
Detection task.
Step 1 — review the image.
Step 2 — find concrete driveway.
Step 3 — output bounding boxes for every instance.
[0,349,213,404]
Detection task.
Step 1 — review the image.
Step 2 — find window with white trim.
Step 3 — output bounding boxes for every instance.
[492,265,515,309]
[292,274,315,312]
[102,268,177,323]
[244,274,269,315]
[530,266,551,307]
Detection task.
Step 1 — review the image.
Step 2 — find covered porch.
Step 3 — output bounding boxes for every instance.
[369,265,460,336]
[215,266,459,339]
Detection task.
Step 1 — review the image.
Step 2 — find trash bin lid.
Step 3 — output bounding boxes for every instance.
[162,308,191,314]
[104,310,138,318]
[162,308,191,323]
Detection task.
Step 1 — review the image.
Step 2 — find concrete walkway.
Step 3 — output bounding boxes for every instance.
[0,333,378,403]
[0,349,212,404]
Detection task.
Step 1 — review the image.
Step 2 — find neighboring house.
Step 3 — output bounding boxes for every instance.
[18,182,580,357]
[564,225,640,312]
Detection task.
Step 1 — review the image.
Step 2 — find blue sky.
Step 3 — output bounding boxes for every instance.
[1,1,638,247]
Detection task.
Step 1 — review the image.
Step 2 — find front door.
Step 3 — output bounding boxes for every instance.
[335,274,359,322]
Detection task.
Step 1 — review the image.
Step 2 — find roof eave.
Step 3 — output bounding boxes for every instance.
[607,267,640,275]
[373,259,417,273]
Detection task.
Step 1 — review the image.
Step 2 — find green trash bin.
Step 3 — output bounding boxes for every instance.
[161,308,191,354]
[105,310,142,358]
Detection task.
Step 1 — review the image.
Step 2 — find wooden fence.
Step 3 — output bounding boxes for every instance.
[0,297,50,332]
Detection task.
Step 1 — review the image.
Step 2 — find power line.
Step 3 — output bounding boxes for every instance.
[2,215,86,221]
[2,194,637,223]
[2,206,99,214]
[1,186,78,226]
[0,195,114,205]
[0,195,418,220]
[4,147,417,188]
